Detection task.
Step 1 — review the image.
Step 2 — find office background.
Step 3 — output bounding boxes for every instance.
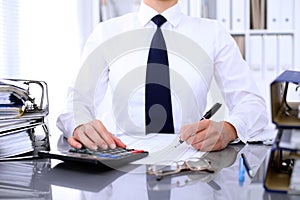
[0,0,300,139]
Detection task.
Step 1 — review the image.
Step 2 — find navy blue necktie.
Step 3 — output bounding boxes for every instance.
[145,15,174,134]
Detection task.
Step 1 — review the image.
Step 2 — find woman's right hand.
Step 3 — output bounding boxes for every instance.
[67,119,126,150]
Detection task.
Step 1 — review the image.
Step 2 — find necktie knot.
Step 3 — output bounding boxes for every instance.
[151,15,167,27]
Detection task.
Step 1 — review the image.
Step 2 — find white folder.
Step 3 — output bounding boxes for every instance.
[263,35,278,82]
[278,35,293,72]
[279,0,294,30]
[207,0,231,30]
[189,0,202,18]
[263,35,277,71]
[216,0,230,31]
[266,0,280,30]
[267,0,294,30]
[249,35,263,71]
[231,0,245,31]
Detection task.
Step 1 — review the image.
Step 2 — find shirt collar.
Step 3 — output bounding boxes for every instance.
[138,1,182,27]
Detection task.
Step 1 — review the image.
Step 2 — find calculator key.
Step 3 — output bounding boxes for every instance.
[97,153,109,158]
[107,155,120,159]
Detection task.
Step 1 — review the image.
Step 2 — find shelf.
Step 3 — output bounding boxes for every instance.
[248,29,295,35]
[230,31,246,36]
[181,0,299,75]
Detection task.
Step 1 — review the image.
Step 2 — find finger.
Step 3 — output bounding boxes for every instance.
[67,136,83,149]
[112,135,127,148]
[190,131,207,145]
[202,141,221,152]
[191,138,214,152]
[180,123,198,141]
[74,130,99,150]
[196,119,210,131]
[183,125,208,145]
[86,127,108,149]
[192,138,216,152]
[185,131,199,145]
[91,120,116,149]
[191,131,223,151]
[180,119,210,141]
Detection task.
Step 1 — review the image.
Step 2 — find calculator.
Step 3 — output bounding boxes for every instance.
[38,147,149,170]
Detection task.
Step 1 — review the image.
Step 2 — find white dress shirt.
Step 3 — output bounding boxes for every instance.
[57,2,268,143]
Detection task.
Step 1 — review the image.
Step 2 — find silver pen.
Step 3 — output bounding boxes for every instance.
[174,103,222,148]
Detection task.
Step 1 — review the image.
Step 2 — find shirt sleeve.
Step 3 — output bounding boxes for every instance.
[213,22,269,143]
[56,24,110,138]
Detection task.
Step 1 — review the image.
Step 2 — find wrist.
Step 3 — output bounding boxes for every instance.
[224,121,238,142]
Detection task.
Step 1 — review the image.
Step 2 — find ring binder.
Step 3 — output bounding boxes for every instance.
[264,70,300,194]
[0,79,50,160]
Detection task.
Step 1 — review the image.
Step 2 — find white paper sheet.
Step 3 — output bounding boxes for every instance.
[118,133,206,165]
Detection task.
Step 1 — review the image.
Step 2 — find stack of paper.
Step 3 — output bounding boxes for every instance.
[0,129,33,158]
[0,79,29,118]
[0,79,50,160]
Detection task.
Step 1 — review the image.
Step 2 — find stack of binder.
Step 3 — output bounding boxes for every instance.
[264,70,300,194]
[0,79,50,160]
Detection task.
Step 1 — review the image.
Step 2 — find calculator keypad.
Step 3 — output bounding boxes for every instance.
[69,147,144,160]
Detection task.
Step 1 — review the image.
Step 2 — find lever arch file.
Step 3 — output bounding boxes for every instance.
[264,70,300,194]
[0,79,50,160]
[270,70,300,129]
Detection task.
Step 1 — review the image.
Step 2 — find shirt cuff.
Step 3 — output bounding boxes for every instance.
[226,116,248,144]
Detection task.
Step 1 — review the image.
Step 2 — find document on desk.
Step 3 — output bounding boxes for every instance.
[118,133,206,165]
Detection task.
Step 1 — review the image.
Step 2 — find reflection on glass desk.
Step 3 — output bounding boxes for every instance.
[0,160,51,199]
[0,135,299,200]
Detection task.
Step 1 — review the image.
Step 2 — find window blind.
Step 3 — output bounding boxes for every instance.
[0,0,20,78]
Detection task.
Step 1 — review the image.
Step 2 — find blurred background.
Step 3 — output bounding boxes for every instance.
[1,0,299,139]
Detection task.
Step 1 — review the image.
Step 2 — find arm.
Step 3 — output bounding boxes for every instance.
[56,23,126,150]
[180,21,268,151]
[212,22,268,143]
